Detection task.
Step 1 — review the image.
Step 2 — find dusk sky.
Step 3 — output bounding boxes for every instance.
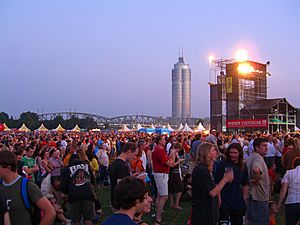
[1,0,299,118]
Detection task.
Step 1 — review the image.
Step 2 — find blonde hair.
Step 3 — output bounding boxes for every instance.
[195,142,215,172]
[77,148,88,161]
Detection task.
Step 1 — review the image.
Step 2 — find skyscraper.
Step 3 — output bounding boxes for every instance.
[172,55,191,118]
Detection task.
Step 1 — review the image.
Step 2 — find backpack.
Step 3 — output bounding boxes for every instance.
[0,177,41,225]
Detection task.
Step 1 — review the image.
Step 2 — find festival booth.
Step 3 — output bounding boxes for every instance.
[155,127,170,135]
[132,123,144,132]
[36,123,48,132]
[72,125,81,132]
[176,123,184,132]
[195,122,205,133]
[91,128,101,132]
[3,123,10,131]
[55,124,65,132]
[139,127,155,134]
[118,124,130,132]
[19,123,31,132]
[166,123,174,132]
[181,123,193,132]
[150,124,156,129]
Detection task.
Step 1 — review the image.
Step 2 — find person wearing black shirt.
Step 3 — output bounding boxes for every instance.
[110,142,138,209]
[0,192,10,225]
[215,143,249,225]
[192,142,233,225]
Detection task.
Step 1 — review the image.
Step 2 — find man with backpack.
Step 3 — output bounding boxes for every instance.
[0,150,56,225]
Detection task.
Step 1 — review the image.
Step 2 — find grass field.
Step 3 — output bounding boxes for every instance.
[95,187,288,225]
[96,187,190,225]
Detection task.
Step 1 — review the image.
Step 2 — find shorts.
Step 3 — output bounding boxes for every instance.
[246,197,269,225]
[70,200,96,222]
[153,173,169,196]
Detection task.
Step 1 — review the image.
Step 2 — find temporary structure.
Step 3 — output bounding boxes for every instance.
[195,122,205,132]
[166,123,174,132]
[118,124,130,132]
[150,124,156,129]
[181,123,193,132]
[37,123,48,132]
[55,124,65,132]
[19,123,31,132]
[139,127,155,134]
[72,125,81,132]
[3,123,10,131]
[91,128,101,132]
[176,123,184,132]
[155,128,170,135]
[136,123,144,130]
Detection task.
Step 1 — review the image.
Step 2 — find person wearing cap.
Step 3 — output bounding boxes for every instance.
[206,129,217,144]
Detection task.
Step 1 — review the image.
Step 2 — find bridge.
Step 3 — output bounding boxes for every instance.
[37,112,200,127]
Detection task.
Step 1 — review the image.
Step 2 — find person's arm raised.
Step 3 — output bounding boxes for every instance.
[209,170,233,198]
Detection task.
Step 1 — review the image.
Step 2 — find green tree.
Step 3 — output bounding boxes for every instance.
[19,111,40,130]
[0,112,9,124]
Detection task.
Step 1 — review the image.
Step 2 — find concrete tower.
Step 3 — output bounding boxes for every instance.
[172,55,191,118]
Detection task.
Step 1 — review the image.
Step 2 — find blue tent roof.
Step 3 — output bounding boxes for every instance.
[155,128,171,135]
[138,128,155,133]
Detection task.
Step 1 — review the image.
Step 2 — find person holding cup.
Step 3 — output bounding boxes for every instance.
[215,143,249,225]
[191,142,234,225]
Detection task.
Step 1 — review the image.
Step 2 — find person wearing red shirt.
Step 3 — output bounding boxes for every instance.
[152,135,172,225]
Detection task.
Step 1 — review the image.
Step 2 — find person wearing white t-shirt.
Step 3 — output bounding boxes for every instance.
[264,135,276,167]
[278,157,300,225]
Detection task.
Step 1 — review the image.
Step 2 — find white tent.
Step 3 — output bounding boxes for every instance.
[72,125,81,132]
[150,124,156,129]
[118,124,130,132]
[181,123,193,132]
[136,123,144,130]
[91,128,101,132]
[176,123,184,132]
[3,123,10,131]
[295,126,300,132]
[19,123,31,132]
[195,122,205,132]
[36,123,48,132]
[166,123,174,131]
[55,124,65,132]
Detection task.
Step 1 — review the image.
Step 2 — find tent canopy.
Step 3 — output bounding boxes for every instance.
[139,127,155,134]
[155,127,170,135]
[181,123,193,132]
[37,123,48,132]
[195,122,205,132]
[176,123,184,132]
[91,128,101,132]
[19,123,31,132]
[55,124,65,132]
[3,123,10,131]
[72,124,81,132]
[166,123,174,132]
[118,124,130,132]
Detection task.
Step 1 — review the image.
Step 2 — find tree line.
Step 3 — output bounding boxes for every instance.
[0,112,98,131]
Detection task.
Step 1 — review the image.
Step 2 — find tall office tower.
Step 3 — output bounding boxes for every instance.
[172,56,191,118]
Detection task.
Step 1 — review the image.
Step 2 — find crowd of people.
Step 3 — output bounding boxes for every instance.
[0,129,299,225]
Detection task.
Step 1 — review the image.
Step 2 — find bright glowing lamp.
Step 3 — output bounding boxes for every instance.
[208,55,214,64]
[235,49,248,62]
[237,63,254,74]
